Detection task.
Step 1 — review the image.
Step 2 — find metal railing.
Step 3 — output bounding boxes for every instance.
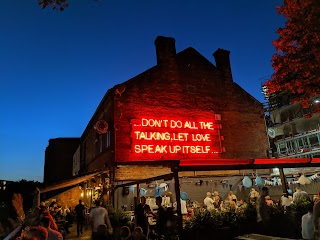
[3,225,22,240]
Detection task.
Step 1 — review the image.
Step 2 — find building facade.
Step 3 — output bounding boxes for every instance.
[264,90,320,158]
[44,138,80,184]
[78,36,269,206]
[72,146,81,176]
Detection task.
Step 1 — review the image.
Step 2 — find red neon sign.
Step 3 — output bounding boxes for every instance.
[131,117,224,155]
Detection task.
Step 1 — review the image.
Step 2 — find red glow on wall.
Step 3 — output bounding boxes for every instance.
[254,158,310,165]
[311,158,320,163]
[131,117,224,156]
[180,159,253,166]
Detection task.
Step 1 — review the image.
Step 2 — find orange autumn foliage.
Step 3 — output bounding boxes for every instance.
[12,193,24,222]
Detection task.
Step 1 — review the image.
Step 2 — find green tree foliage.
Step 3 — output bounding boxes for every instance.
[266,0,320,110]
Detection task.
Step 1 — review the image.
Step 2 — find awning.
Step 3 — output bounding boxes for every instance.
[40,170,106,194]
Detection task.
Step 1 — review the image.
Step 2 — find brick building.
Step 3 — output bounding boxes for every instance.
[78,36,269,207]
[44,138,80,184]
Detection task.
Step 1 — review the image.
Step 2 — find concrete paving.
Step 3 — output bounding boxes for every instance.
[236,234,302,240]
[65,223,92,240]
[64,224,302,240]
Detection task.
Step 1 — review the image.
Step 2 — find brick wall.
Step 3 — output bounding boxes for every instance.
[80,37,270,207]
[81,36,268,171]
[115,165,171,181]
[44,186,83,210]
[113,45,268,163]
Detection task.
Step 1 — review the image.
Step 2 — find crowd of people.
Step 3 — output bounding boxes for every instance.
[202,190,248,211]
[16,185,320,240]
[18,196,177,240]
[21,201,66,240]
[200,186,320,240]
[134,196,178,240]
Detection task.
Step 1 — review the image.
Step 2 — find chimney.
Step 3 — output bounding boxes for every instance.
[154,36,176,67]
[213,48,233,83]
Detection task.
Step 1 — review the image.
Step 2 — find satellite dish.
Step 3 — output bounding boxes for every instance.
[268,128,276,138]
[95,120,108,134]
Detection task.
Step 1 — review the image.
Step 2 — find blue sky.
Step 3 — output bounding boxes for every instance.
[0,0,284,182]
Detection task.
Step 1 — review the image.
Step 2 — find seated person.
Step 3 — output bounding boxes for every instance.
[132,227,147,240]
[301,203,314,240]
[96,224,109,240]
[227,191,237,202]
[237,199,248,208]
[39,216,63,240]
[119,226,131,240]
[22,226,48,240]
[229,200,237,210]
[265,196,274,206]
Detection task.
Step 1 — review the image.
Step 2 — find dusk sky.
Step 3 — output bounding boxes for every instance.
[0,0,284,182]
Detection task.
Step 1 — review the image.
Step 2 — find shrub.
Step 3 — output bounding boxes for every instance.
[105,205,131,228]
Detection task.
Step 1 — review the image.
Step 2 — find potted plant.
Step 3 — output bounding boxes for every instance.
[105,206,131,238]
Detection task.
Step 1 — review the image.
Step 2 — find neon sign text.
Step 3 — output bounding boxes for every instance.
[140,119,215,129]
[134,131,211,141]
[134,145,211,154]
[131,117,223,155]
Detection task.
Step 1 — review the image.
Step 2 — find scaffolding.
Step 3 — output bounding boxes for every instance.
[275,128,320,158]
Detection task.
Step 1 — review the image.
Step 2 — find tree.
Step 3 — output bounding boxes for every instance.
[0,180,41,212]
[266,0,320,111]
[38,0,69,11]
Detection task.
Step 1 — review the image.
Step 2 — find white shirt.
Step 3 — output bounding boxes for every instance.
[281,196,292,207]
[204,197,214,210]
[89,206,109,232]
[181,199,187,214]
[173,199,188,214]
[301,212,313,240]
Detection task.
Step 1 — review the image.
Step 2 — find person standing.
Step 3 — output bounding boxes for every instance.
[256,187,271,235]
[75,200,85,236]
[293,187,309,202]
[302,203,314,240]
[154,196,167,237]
[203,192,214,210]
[134,196,151,237]
[313,193,320,240]
[89,200,113,240]
[249,188,260,203]
[213,191,221,208]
